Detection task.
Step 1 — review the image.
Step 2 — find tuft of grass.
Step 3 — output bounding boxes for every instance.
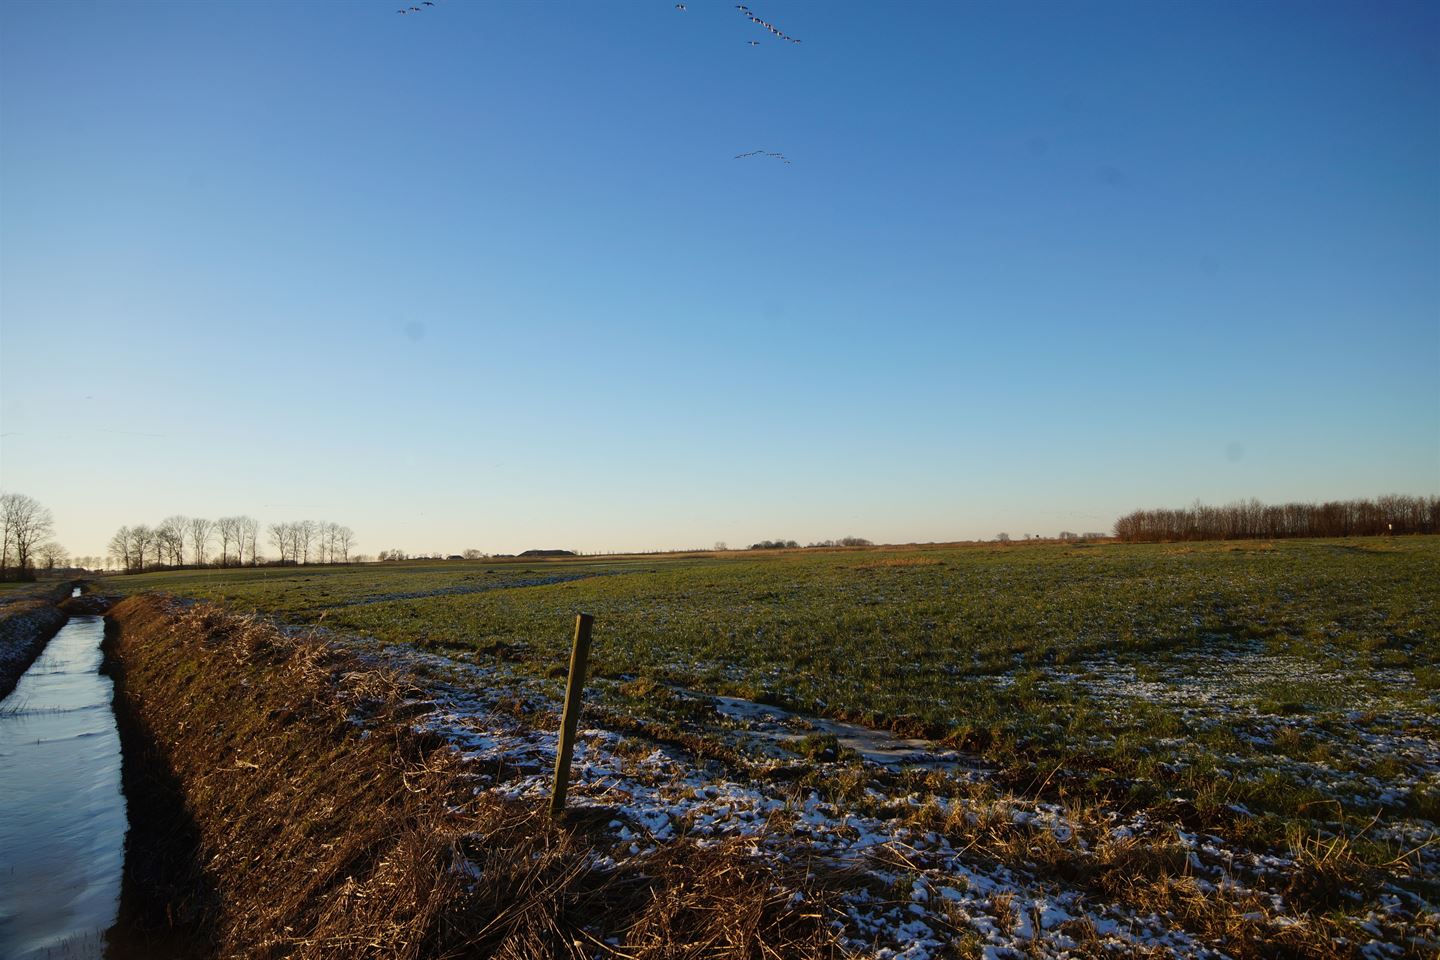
[784,732,849,762]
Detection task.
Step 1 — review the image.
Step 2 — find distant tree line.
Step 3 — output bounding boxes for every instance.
[373,548,490,562]
[267,520,356,565]
[107,515,356,572]
[747,537,872,550]
[1113,495,1440,542]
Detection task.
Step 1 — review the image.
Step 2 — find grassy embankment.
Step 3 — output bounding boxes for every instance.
[103,594,840,959]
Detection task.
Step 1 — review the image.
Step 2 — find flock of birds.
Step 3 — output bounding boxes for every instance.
[727,6,797,164]
[672,3,800,46]
[402,1,799,47]
[734,150,790,164]
[732,4,801,44]
[392,2,796,166]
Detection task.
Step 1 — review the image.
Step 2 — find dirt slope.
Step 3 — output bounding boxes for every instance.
[104,594,838,960]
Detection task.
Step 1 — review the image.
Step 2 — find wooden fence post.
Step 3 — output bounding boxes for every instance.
[549,613,594,817]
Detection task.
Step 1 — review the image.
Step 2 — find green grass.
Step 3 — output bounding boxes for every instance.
[96,539,1440,949]
[103,538,1440,851]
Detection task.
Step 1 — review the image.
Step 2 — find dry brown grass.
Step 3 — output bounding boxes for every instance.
[106,595,846,960]
[884,783,1374,960]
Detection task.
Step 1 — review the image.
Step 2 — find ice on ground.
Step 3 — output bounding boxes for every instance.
[340,637,1436,959]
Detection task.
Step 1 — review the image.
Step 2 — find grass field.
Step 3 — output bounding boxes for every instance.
[103,538,1440,957]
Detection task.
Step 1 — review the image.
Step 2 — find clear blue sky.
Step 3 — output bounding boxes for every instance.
[2,0,1437,558]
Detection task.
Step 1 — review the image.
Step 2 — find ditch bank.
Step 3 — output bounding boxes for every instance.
[103,594,838,960]
[0,579,82,701]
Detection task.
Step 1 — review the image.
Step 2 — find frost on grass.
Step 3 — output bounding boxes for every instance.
[1058,645,1439,854]
[350,638,1438,959]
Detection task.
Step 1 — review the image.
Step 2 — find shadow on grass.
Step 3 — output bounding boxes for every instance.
[103,617,218,960]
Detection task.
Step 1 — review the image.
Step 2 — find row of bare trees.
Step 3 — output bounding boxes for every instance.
[266,521,356,565]
[107,515,354,572]
[108,515,256,573]
[1113,495,1440,542]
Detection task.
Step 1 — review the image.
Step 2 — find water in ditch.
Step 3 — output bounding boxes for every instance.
[0,614,127,960]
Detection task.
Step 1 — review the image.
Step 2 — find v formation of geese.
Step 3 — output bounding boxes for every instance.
[395,0,437,14]
[735,4,800,44]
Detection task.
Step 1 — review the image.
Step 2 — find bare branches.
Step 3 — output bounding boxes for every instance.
[189,517,214,567]
[1114,494,1440,542]
[159,515,189,566]
[110,513,338,572]
[0,492,54,581]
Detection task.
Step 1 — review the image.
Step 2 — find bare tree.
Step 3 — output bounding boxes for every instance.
[337,526,356,563]
[238,516,259,565]
[462,547,484,560]
[0,492,55,580]
[298,520,315,564]
[159,515,188,566]
[130,525,155,571]
[216,516,238,566]
[109,527,133,572]
[319,521,342,564]
[269,522,291,565]
[188,517,213,567]
[0,497,10,579]
[37,542,68,571]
